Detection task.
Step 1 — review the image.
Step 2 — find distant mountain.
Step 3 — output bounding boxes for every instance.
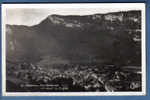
[6,10,141,66]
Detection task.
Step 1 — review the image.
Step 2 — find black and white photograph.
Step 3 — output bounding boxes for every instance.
[2,3,146,96]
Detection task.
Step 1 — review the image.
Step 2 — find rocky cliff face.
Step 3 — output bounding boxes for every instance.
[6,10,141,66]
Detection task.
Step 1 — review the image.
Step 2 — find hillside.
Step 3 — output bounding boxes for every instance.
[6,10,141,66]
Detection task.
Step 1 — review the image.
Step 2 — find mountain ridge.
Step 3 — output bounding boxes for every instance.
[6,10,141,66]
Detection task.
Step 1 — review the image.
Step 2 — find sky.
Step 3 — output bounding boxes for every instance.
[3,3,145,26]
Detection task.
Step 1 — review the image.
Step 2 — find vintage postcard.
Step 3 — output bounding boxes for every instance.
[1,3,146,96]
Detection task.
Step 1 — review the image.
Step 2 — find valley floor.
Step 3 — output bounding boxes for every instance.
[6,63,141,92]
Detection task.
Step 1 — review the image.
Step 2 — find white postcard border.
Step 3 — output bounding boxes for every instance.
[1,3,146,96]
